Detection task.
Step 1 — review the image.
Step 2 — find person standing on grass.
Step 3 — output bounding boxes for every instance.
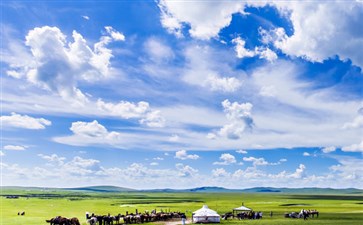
[181,213,186,225]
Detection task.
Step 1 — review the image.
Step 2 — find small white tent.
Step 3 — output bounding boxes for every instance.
[192,205,220,223]
[233,206,252,211]
[233,205,252,216]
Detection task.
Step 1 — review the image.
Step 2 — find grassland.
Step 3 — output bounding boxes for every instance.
[1,189,363,225]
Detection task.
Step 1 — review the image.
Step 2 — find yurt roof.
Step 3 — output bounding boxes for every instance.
[193,205,220,217]
[233,206,252,211]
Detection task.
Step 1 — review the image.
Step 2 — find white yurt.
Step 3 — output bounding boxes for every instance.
[192,205,220,223]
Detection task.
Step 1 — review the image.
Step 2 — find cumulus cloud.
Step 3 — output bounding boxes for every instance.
[175,150,199,160]
[7,26,124,105]
[288,164,306,179]
[303,152,311,156]
[322,146,337,154]
[3,145,27,151]
[243,156,268,166]
[159,1,363,68]
[176,163,198,177]
[212,168,230,177]
[1,112,51,129]
[236,149,248,154]
[342,140,363,153]
[54,120,122,147]
[263,2,363,68]
[105,26,125,41]
[150,162,159,166]
[97,99,165,128]
[158,0,244,40]
[213,153,237,165]
[38,154,66,166]
[218,100,254,139]
[232,37,277,62]
[232,37,255,58]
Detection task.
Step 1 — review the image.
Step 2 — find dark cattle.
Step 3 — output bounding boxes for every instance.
[69,217,80,225]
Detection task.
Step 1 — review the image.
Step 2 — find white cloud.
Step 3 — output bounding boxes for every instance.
[175,163,198,177]
[218,100,254,139]
[144,37,174,63]
[7,26,125,105]
[342,109,363,129]
[182,45,244,93]
[1,112,51,129]
[342,140,363,153]
[54,120,122,147]
[322,146,336,154]
[38,154,66,166]
[212,168,230,177]
[3,145,27,151]
[105,26,125,41]
[330,157,363,182]
[140,110,166,128]
[0,151,5,157]
[204,74,242,92]
[236,149,247,154]
[150,162,159,166]
[82,15,90,20]
[97,99,165,127]
[266,2,363,68]
[243,156,268,166]
[175,150,199,160]
[169,134,180,142]
[232,37,277,62]
[232,37,255,58]
[158,0,244,40]
[213,153,236,165]
[159,1,363,68]
[206,133,217,140]
[303,152,311,156]
[288,164,306,179]
[259,85,277,97]
[255,47,278,62]
[153,157,164,161]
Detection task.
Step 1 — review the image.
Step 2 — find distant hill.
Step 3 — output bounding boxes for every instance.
[2,186,362,194]
[1,185,135,193]
[64,186,135,192]
[146,186,363,194]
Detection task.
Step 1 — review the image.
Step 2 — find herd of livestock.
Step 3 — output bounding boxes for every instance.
[45,211,186,225]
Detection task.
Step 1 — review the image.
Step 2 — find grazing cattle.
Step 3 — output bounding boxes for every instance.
[46,216,70,225]
[69,217,80,225]
[17,211,25,216]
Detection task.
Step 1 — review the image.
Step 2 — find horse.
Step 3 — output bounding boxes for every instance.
[221,212,233,220]
[87,217,97,225]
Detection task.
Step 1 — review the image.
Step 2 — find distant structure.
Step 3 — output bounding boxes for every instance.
[6,195,19,199]
[192,205,220,223]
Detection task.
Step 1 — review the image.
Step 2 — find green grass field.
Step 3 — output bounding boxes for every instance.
[1,189,363,225]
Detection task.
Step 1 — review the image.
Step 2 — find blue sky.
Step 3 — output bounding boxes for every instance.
[1,0,362,189]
